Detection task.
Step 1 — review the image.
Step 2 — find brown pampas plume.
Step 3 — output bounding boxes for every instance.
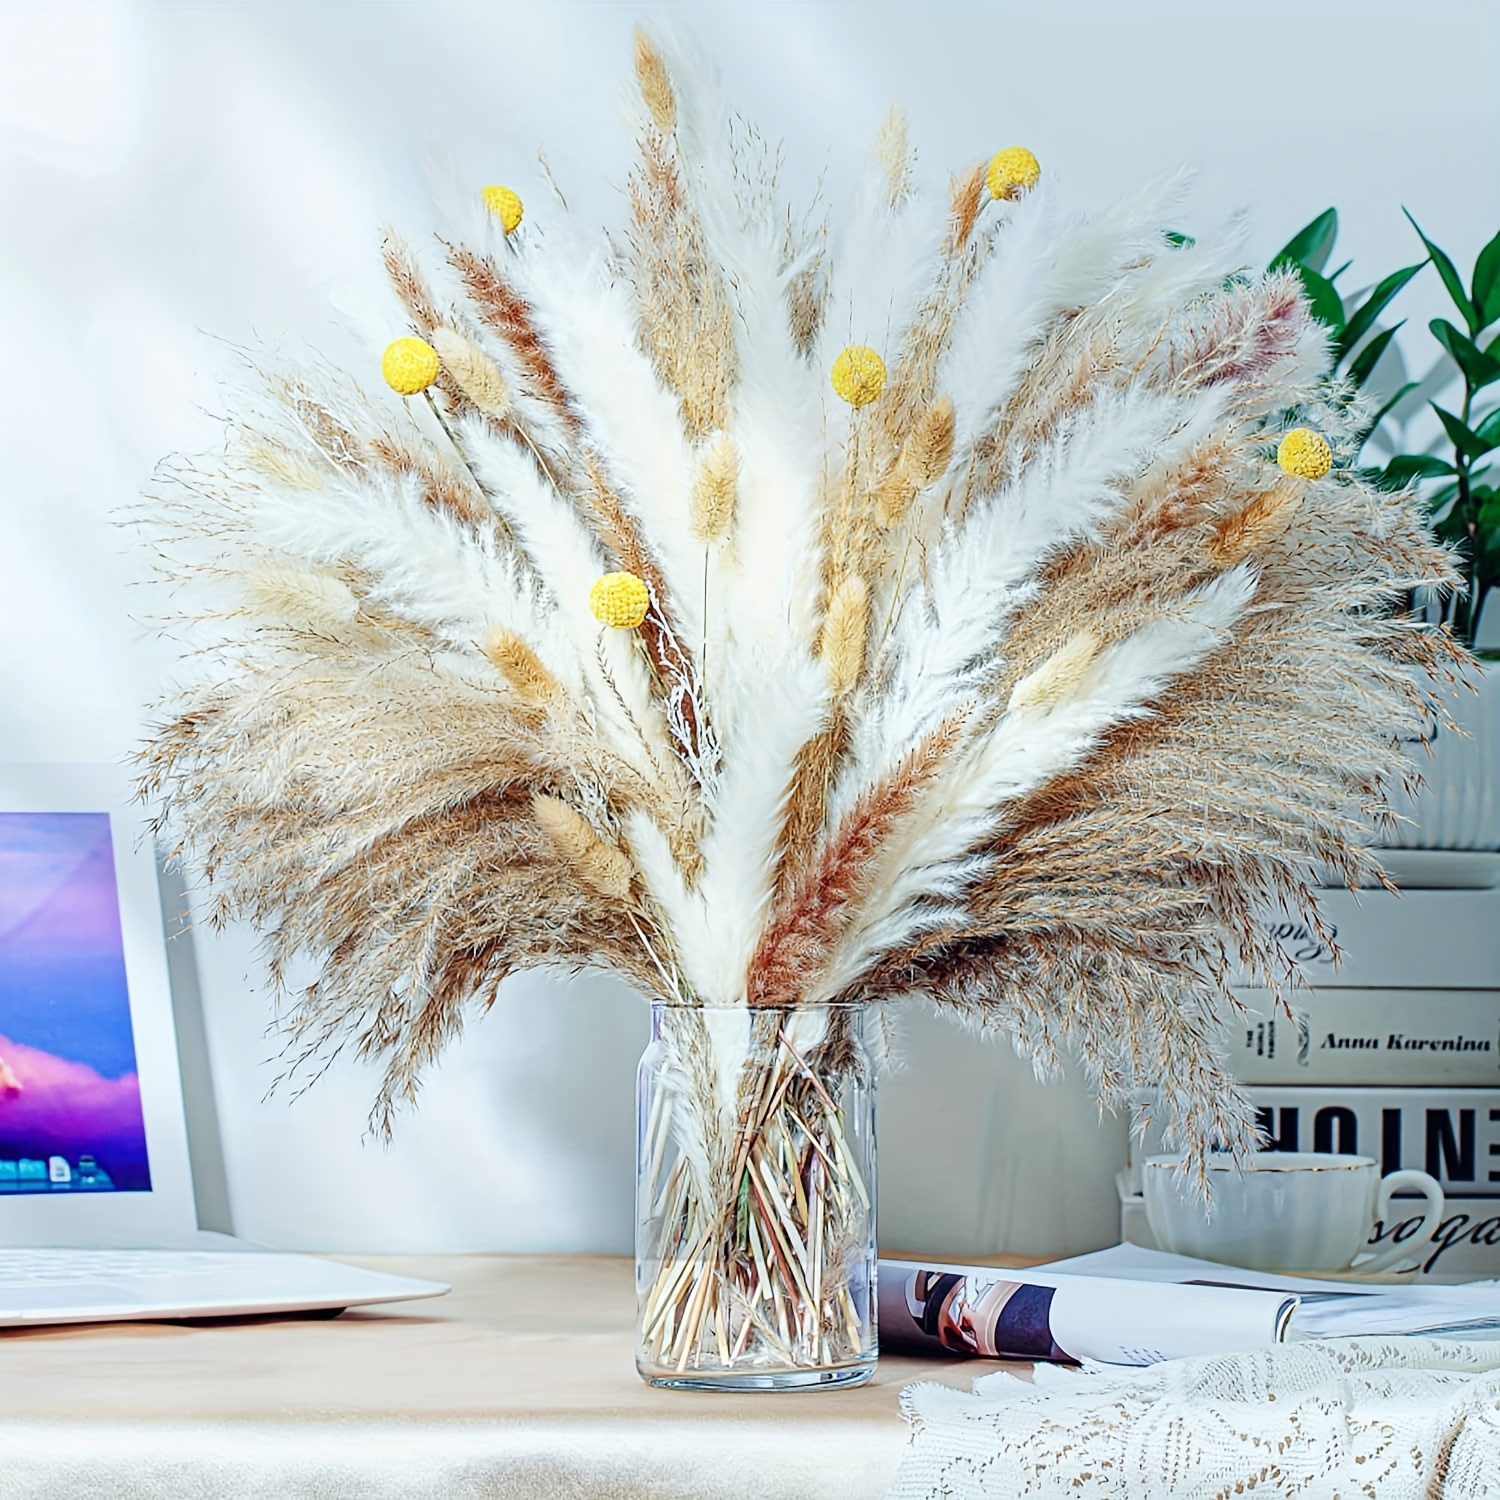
[1209,478,1304,565]
[747,715,964,1008]
[946,162,986,254]
[446,244,580,431]
[532,794,635,900]
[430,326,511,417]
[819,575,870,696]
[773,716,849,896]
[627,129,738,437]
[367,433,494,533]
[380,232,443,335]
[690,433,738,543]
[785,235,828,358]
[634,28,677,132]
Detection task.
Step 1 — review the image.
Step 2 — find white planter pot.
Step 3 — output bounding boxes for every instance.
[1380,662,1500,852]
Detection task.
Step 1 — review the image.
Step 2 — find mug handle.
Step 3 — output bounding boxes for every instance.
[1354,1169,1445,1273]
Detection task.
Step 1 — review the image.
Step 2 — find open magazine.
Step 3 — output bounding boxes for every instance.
[878,1244,1500,1367]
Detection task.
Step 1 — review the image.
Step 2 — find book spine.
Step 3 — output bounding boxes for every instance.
[1229,889,1500,989]
[1229,990,1500,1085]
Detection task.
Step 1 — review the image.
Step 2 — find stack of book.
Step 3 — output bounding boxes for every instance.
[1119,882,1500,1281]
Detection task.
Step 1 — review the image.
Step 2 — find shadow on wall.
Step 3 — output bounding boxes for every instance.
[878,1003,1129,1260]
[162,863,1126,1259]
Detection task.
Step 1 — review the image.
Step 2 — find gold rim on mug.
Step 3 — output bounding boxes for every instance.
[1142,1154,1376,1174]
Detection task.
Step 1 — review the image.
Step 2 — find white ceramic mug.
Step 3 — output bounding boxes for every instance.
[1141,1152,1445,1274]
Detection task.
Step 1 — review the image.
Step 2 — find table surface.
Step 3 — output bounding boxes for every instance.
[0,1253,1029,1500]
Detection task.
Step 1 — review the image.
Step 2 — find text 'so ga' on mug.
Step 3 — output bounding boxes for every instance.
[1141,1152,1445,1275]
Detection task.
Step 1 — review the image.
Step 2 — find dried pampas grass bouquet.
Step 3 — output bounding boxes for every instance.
[139,30,1458,1388]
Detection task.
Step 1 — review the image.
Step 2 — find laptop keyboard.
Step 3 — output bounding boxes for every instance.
[0,1250,237,1285]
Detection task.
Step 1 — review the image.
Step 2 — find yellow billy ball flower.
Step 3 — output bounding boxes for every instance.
[589,571,651,629]
[482,184,524,234]
[381,337,441,396]
[830,345,887,407]
[986,146,1040,200]
[1277,427,1333,480]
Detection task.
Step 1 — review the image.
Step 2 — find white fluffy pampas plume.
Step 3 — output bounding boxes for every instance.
[138,29,1460,1167]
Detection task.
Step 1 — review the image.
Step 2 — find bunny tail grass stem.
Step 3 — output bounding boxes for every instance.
[417,389,489,501]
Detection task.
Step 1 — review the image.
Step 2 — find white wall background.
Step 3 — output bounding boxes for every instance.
[3,0,1498,1256]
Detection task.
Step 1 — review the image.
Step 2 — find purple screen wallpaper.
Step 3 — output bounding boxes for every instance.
[0,813,151,1194]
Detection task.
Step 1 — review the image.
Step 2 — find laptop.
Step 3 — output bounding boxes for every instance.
[0,762,448,1325]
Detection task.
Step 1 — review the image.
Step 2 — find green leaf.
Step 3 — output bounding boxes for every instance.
[1365,380,1419,432]
[1337,263,1425,358]
[1427,481,1460,516]
[1433,402,1496,462]
[1405,209,1479,333]
[1327,258,1353,284]
[1384,454,1458,486]
[1435,505,1469,542]
[1472,228,1500,329]
[1345,322,1403,388]
[1163,230,1195,249]
[1430,318,1500,390]
[1474,408,1500,447]
[1271,209,1338,274]
[1290,263,1346,335]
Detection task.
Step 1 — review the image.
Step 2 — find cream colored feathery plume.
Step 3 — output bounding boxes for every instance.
[1007,631,1102,714]
[820,575,870,696]
[690,433,738,544]
[430,327,511,417]
[245,562,360,634]
[874,107,914,207]
[242,444,326,491]
[532,794,635,900]
[634,27,677,132]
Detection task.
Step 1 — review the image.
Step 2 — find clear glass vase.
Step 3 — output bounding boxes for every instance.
[635,1001,877,1390]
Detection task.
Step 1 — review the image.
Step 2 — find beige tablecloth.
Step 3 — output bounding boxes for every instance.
[0,1254,1022,1499]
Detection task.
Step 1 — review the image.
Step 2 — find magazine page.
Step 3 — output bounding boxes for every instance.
[877,1259,1298,1366]
[1032,1244,1500,1341]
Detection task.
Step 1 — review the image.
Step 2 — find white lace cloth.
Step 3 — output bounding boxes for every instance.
[889,1340,1500,1498]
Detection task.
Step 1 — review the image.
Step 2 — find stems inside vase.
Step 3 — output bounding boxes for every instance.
[636,1006,876,1387]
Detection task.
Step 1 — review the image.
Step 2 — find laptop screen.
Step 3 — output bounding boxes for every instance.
[0,811,153,1196]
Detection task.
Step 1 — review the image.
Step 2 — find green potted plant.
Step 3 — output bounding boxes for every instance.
[1274,210,1500,854]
